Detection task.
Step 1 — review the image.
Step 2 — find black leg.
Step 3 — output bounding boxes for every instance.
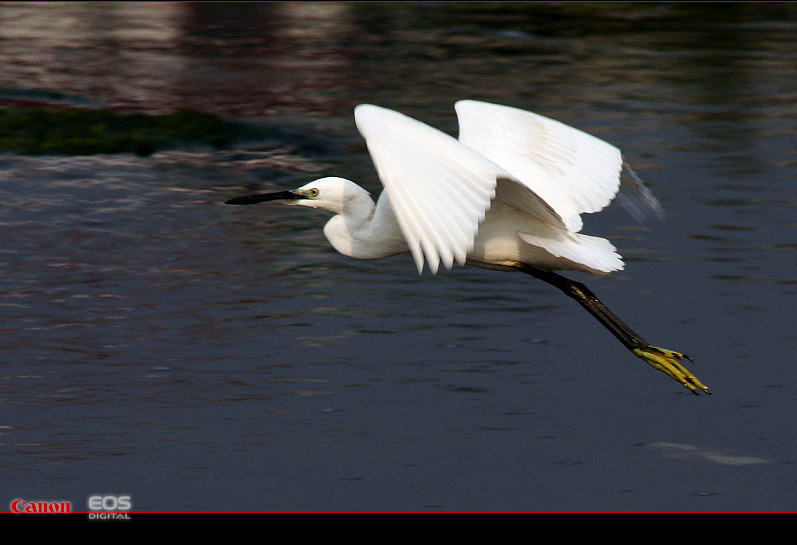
[515,264,710,395]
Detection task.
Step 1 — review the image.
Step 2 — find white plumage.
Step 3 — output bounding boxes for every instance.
[226,100,709,395]
[318,100,625,275]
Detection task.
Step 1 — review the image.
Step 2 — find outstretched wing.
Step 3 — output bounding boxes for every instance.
[455,100,623,233]
[355,104,501,274]
[355,104,564,275]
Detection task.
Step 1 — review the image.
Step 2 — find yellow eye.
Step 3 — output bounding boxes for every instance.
[307,187,319,198]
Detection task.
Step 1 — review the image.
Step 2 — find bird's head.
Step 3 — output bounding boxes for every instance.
[226,176,371,216]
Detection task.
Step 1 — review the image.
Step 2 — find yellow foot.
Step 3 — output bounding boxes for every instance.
[633,346,711,395]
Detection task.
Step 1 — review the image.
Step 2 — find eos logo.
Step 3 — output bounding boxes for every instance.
[88,495,132,511]
[87,495,132,520]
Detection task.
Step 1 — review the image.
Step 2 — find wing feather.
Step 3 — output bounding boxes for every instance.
[455,100,623,233]
[355,104,502,274]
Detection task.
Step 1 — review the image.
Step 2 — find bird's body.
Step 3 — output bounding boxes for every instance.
[227,100,709,395]
[315,177,619,274]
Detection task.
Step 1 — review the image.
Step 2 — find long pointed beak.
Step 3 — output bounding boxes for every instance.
[225,190,304,205]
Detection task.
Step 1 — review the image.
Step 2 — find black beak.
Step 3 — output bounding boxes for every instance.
[225,190,304,205]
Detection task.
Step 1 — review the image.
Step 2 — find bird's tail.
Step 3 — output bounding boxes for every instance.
[518,231,624,274]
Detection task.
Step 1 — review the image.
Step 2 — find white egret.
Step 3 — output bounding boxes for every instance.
[226,100,709,395]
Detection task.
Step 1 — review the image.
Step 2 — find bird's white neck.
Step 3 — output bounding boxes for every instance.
[321,187,408,260]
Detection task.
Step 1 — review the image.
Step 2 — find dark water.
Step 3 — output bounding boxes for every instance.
[1,3,796,512]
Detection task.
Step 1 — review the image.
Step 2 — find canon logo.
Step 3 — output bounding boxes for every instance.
[10,499,71,514]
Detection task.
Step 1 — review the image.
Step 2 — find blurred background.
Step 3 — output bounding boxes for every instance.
[1,2,795,511]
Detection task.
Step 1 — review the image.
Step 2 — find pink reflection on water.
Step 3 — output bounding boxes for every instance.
[0,2,356,117]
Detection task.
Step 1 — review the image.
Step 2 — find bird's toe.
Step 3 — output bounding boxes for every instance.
[633,346,710,395]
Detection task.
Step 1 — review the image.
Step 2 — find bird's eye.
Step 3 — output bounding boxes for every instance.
[307,188,319,198]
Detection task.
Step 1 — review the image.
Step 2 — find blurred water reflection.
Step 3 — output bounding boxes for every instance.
[1,3,796,512]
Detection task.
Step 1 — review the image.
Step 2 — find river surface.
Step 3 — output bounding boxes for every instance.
[1,2,796,512]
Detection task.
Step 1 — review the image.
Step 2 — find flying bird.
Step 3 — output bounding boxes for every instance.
[226,100,709,395]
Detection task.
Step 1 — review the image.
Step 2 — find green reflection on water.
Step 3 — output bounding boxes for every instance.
[0,107,270,156]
